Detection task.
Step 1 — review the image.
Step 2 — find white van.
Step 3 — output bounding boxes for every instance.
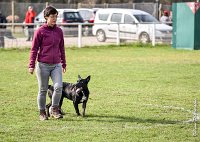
[92,8,172,43]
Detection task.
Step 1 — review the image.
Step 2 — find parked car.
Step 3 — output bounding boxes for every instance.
[77,8,95,23]
[34,10,45,25]
[92,8,172,43]
[77,8,98,36]
[34,9,86,36]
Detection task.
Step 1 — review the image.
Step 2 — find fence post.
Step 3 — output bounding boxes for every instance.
[104,3,108,8]
[152,23,156,46]
[78,24,82,48]
[132,3,135,9]
[46,2,48,7]
[116,23,120,46]
[11,1,14,33]
[78,3,81,8]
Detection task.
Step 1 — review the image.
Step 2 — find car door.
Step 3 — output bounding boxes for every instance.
[106,13,123,38]
[120,14,138,40]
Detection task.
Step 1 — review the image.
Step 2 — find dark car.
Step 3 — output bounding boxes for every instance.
[61,10,84,25]
[77,8,95,23]
[34,9,85,36]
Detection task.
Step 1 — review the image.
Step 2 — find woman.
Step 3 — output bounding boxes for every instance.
[28,6,66,121]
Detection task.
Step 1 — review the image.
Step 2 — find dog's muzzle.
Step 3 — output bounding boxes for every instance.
[76,87,83,94]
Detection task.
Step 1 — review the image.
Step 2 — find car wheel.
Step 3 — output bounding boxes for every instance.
[139,32,150,43]
[96,30,106,42]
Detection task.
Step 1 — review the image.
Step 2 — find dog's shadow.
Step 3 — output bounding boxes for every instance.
[67,113,180,125]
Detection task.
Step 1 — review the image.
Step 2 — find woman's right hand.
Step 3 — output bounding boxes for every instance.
[29,68,34,74]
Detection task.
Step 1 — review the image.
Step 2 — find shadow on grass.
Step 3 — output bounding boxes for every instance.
[66,113,180,125]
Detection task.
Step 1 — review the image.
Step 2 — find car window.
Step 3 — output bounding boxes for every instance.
[64,12,81,19]
[98,13,109,21]
[111,13,122,23]
[124,14,135,24]
[134,14,158,22]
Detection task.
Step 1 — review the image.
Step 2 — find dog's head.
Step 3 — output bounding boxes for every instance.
[74,75,90,95]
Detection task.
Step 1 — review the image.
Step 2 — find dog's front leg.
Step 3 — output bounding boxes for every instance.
[46,102,52,117]
[59,95,65,115]
[59,96,64,108]
[73,101,80,116]
[82,101,87,117]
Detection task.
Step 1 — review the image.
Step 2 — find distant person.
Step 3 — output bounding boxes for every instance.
[25,6,36,41]
[0,10,7,48]
[160,10,170,24]
[28,6,66,121]
[168,11,173,26]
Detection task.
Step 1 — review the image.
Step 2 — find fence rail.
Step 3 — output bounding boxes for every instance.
[0,22,172,48]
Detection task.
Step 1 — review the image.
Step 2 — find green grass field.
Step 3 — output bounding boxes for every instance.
[0,44,199,142]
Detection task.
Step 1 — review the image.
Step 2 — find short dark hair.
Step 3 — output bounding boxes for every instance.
[43,6,58,18]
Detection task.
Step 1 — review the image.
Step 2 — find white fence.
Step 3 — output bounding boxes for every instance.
[0,22,172,48]
[0,2,161,23]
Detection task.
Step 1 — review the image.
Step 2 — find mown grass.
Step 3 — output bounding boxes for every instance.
[0,44,200,142]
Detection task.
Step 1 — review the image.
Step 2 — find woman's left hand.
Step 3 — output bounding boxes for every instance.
[63,68,66,73]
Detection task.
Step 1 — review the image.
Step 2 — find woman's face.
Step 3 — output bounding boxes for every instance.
[45,14,57,27]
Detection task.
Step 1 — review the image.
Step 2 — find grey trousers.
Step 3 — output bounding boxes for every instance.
[36,62,63,110]
[27,26,34,40]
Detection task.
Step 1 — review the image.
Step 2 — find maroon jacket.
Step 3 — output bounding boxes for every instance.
[29,23,66,69]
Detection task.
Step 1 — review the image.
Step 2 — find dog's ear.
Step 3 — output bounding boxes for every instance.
[86,75,91,83]
[78,75,82,81]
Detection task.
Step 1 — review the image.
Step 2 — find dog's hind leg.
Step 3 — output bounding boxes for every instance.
[73,101,80,116]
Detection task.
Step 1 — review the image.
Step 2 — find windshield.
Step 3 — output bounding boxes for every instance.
[79,10,93,20]
[134,14,158,23]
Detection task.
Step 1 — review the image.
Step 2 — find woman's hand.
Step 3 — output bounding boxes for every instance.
[29,68,34,74]
[63,68,66,73]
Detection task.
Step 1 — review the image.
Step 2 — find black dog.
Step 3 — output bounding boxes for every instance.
[46,75,91,117]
